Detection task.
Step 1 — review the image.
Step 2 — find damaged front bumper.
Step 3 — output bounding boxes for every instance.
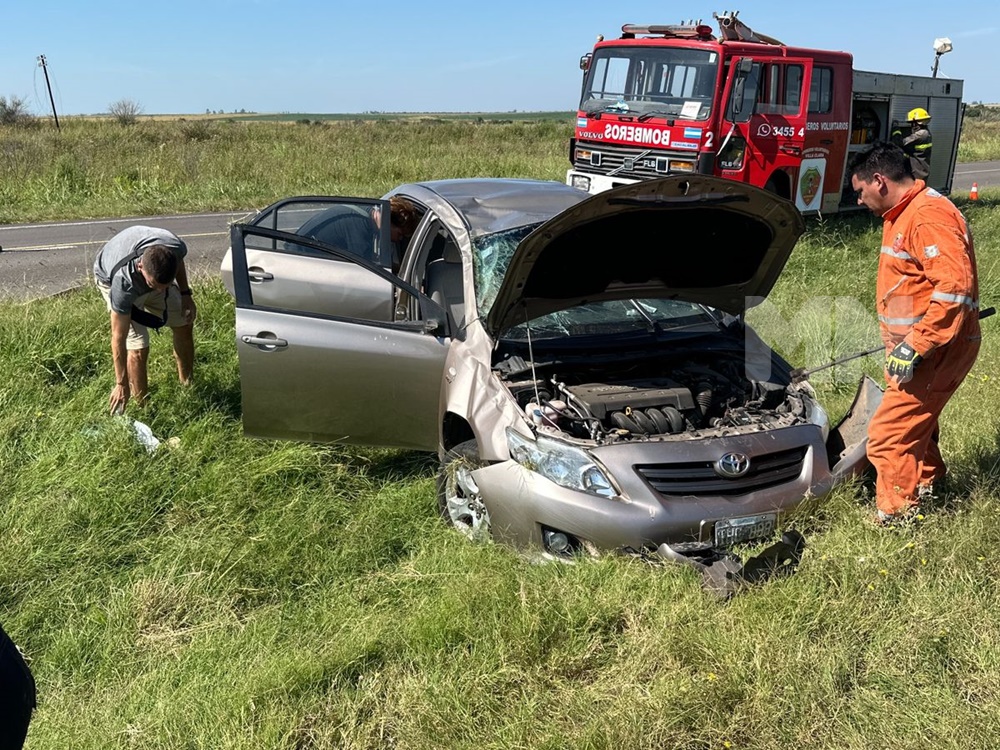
[656,531,806,599]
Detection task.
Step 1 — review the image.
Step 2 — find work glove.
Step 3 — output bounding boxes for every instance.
[886,341,922,383]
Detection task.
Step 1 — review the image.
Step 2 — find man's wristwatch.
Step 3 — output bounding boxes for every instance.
[180,289,193,296]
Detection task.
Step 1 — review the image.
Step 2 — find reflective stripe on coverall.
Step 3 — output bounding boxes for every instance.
[902,126,933,161]
[902,127,932,180]
[867,180,980,514]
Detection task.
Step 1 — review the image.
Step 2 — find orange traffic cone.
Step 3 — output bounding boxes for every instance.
[971,182,979,201]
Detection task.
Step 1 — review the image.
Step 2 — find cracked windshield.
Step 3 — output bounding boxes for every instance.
[472,225,714,340]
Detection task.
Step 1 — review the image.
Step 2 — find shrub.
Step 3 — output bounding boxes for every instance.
[108,98,143,125]
[0,95,36,127]
[180,120,215,142]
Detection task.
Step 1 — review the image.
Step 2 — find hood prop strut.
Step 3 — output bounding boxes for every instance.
[791,306,994,383]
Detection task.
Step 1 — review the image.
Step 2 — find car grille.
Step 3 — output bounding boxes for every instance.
[573,142,693,181]
[635,447,807,497]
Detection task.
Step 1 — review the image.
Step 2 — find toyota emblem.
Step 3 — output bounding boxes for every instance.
[714,452,751,478]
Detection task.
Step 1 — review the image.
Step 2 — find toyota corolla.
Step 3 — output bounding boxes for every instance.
[222,175,880,564]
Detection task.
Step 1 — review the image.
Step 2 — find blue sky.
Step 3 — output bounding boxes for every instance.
[3,1,996,115]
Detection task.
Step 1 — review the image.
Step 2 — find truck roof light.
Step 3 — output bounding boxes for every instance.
[621,23,716,41]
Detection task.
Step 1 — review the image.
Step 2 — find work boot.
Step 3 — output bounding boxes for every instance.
[873,507,921,528]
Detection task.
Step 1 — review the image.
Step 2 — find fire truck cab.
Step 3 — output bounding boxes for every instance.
[566,12,964,214]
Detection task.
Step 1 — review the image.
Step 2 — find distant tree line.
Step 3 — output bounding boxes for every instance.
[965,102,1000,120]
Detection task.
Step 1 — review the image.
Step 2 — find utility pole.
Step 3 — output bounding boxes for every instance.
[37,54,60,130]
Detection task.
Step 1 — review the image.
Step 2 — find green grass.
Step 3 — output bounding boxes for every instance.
[958,107,1000,162]
[4,115,1000,748]
[0,118,573,224]
[3,114,1000,226]
[225,111,575,123]
[4,196,1000,747]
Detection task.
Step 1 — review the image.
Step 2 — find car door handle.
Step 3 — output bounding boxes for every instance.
[242,335,288,349]
[248,266,274,282]
[779,144,801,155]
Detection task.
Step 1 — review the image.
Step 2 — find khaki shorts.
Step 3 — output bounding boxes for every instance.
[97,281,187,351]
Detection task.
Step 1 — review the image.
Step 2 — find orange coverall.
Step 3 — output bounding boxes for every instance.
[867,180,980,515]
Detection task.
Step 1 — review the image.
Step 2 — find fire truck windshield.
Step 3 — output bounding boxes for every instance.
[580,47,718,122]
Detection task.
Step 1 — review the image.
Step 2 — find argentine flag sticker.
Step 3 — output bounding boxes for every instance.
[577,117,588,128]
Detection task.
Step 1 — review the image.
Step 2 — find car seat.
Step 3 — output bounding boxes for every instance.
[423,240,465,332]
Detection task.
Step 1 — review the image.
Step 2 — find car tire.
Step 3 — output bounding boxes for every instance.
[436,439,491,542]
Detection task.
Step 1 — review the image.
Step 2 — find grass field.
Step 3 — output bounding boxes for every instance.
[2,113,1000,226]
[0,118,572,225]
[3,119,1000,748]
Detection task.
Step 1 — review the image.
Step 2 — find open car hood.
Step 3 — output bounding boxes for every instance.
[485,175,805,336]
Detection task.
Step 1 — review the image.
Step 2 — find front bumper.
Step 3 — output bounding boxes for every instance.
[473,423,834,553]
[473,375,879,561]
[566,169,639,195]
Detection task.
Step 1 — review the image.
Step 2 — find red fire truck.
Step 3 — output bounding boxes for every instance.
[566,12,964,214]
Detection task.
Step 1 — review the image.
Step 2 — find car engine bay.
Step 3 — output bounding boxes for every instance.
[496,350,816,443]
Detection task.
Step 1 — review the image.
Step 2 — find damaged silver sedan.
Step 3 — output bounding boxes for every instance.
[222,175,879,572]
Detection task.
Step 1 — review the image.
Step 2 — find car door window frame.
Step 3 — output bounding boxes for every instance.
[230,223,452,338]
[248,196,392,268]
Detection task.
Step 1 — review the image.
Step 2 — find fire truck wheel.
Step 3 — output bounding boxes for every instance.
[764,176,790,201]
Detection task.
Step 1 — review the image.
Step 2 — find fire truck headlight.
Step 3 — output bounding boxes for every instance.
[669,161,695,173]
[571,175,592,192]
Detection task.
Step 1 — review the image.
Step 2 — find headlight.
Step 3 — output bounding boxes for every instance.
[806,397,830,442]
[570,174,592,192]
[506,429,617,498]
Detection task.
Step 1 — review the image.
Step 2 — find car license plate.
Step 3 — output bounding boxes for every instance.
[714,513,776,547]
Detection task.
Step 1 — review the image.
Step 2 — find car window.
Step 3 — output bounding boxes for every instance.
[249,199,389,267]
[232,224,462,332]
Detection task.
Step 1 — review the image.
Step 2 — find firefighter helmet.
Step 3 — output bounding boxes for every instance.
[907,107,931,123]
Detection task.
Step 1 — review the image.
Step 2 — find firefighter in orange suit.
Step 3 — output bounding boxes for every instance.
[850,142,980,523]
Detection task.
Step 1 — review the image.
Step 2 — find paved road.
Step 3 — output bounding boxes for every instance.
[952,160,1000,194]
[0,210,252,301]
[3,161,999,302]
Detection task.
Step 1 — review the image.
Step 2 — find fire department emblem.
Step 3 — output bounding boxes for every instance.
[799,167,821,206]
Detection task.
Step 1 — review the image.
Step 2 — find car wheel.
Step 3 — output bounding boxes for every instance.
[437,440,491,542]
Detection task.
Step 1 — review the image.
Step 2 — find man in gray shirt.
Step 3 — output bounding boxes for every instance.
[93,226,196,414]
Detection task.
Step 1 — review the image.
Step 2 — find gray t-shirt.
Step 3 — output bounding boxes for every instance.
[93,226,188,314]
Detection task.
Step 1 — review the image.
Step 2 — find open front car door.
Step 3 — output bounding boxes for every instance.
[230,220,451,451]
